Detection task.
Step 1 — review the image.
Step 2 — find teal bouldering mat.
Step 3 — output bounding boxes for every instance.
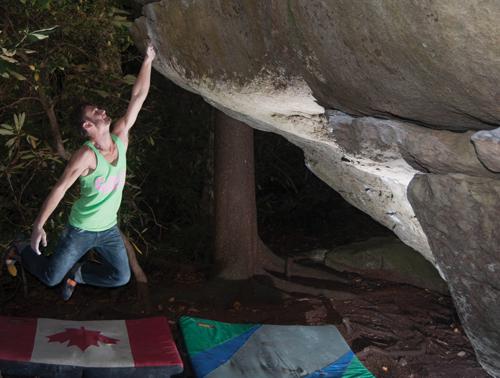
[179,316,374,378]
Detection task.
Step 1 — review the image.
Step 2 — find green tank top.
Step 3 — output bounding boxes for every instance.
[69,134,127,231]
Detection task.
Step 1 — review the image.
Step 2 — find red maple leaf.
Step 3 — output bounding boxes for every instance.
[47,326,119,351]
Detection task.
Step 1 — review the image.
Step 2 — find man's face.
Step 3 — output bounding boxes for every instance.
[83,105,111,131]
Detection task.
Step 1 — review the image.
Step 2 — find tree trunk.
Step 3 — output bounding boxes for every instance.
[214,111,258,279]
[214,110,349,296]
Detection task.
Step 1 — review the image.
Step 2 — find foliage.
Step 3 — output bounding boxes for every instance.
[0,0,214,262]
[0,112,63,236]
[0,0,133,101]
[0,0,142,247]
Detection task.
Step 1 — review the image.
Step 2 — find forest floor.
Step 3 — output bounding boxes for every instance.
[0,255,488,378]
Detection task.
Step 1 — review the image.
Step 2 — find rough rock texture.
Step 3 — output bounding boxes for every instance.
[134,0,500,131]
[408,174,500,376]
[133,1,500,375]
[472,128,500,172]
[322,236,448,294]
[328,111,499,178]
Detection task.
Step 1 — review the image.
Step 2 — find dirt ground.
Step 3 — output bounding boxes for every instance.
[0,257,489,378]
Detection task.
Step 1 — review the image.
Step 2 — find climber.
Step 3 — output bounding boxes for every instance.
[4,43,156,301]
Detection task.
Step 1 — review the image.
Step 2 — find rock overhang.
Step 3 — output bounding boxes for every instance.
[135,0,500,130]
[132,1,500,376]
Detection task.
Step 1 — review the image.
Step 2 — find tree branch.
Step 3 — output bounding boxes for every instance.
[0,97,41,112]
[37,85,70,160]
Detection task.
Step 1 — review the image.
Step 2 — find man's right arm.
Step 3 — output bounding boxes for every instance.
[31,147,94,254]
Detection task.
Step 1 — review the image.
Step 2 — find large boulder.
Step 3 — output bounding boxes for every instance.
[322,236,449,294]
[133,0,500,131]
[132,1,500,375]
[408,174,500,376]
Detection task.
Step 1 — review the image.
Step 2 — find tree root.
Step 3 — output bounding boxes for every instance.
[121,231,152,314]
[263,271,356,300]
[357,344,427,359]
[259,242,347,283]
[285,257,349,284]
[226,239,354,299]
[346,328,398,344]
[343,317,353,335]
[136,282,152,314]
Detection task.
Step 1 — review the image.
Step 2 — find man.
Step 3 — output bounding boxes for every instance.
[6,44,156,301]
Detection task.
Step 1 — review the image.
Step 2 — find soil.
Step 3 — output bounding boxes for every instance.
[0,258,488,378]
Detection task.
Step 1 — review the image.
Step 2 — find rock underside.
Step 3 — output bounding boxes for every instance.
[132,1,500,376]
[321,236,448,294]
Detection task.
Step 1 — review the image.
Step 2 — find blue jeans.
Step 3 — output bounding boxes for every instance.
[21,224,130,288]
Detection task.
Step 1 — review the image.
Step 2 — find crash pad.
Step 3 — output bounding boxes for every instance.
[0,316,183,378]
[179,316,373,378]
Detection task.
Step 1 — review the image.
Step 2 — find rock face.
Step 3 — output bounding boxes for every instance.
[408,174,500,376]
[322,236,448,294]
[133,1,500,375]
[472,129,500,172]
[134,0,500,131]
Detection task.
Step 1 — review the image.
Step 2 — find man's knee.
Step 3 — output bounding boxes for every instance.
[44,274,63,287]
[112,267,131,287]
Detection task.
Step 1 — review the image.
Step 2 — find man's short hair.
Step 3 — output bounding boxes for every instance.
[72,102,91,137]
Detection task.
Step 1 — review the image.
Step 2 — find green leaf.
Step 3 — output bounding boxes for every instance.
[20,153,35,160]
[26,26,59,43]
[13,113,25,131]
[29,33,49,41]
[1,48,16,57]
[11,163,26,170]
[110,7,130,15]
[31,26,58,34]
[111,16,132,28]
[6,138,16,147]
[0,128,14,136]
[19,112,26,127]
[8,70,27,81]
[122,74,136,85]
[27,135,37,148]
[91,89,109,98]
[0,55,18,63]
[35,0,52,10]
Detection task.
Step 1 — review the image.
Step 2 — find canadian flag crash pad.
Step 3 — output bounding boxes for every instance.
[179,316,374,378]
[0,315,183,378]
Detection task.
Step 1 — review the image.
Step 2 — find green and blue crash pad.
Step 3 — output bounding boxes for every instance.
[179,316,374,378]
